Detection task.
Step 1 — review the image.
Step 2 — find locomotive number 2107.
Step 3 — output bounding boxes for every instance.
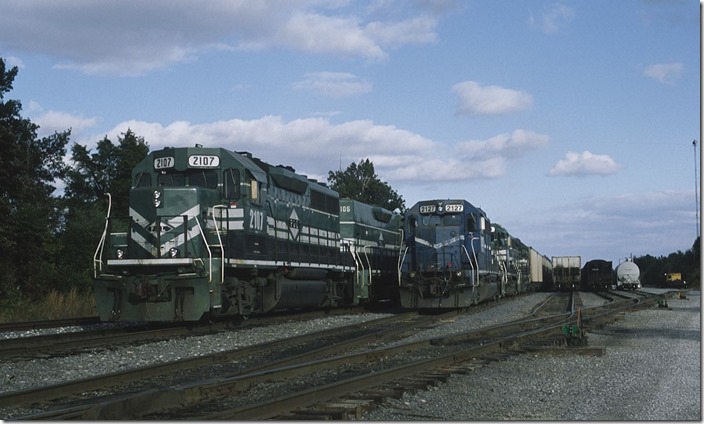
[189,155,220,168]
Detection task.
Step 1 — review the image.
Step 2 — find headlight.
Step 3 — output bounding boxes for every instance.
[116,249,124,259]
[169,247,179,258]
[153,190,162,207]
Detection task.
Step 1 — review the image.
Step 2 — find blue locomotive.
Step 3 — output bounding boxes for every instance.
[93,146,402,321]
[398,199,532,309]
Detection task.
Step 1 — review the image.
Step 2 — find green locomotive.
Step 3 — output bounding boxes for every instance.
[93,146,402,321]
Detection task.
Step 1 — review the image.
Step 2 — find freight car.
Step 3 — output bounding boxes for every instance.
[529,247,554,292]
[398,199,534,309]
[615,259,641,290]
[552,256,581,291]
[580,259,613,291]
[92,146,402,322]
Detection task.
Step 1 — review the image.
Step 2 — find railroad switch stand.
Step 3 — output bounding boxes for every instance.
[562,323,586,346]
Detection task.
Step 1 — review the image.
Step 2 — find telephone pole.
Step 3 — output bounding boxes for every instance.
[694,139,700,238]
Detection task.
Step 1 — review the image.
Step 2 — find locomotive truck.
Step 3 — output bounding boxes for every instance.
[93,146,402,322]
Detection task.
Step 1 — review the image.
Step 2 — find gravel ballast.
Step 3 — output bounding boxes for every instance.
[362,290,701,421]
[1,289,698,420]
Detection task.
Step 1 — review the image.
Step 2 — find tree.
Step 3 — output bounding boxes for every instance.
[64,129,149,215]
[0,57,70,302]
[58,130,149,289]
[634,236,700,288]
[328,159,405,212]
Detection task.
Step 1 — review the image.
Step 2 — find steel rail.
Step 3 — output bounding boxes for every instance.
[0,316,100,333]
[0,312,422,408]
[12,293,665,420]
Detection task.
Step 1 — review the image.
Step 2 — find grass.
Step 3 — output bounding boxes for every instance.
[0,288,96,323]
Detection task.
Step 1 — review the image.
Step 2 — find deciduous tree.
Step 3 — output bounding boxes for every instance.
[327,159,405,212]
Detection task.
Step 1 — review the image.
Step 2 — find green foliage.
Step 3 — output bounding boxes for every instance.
[0,57,70,302]
[0,54,149,303]
[58,130,149,289]
[328,159,405,212]
[64,129,149,215]
[635,237,700,288]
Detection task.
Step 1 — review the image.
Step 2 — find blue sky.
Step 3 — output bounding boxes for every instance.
[1,0,700,264]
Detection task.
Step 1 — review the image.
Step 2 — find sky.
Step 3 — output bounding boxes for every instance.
[0,0,700,265]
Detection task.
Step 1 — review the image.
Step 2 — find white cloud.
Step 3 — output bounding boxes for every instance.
[529,3,575,34]
[98,116,543,184]
[293,72,372,97]
[0,1,439,76]
[548,150,622,177]
[453,81,533,116]
[458,129,549,159]
[534,190,696,259]
[26,102,99,138]
[4,56,24,69]
[643,63,683,84]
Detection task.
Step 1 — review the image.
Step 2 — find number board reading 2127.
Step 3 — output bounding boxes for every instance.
[419,203,464,214]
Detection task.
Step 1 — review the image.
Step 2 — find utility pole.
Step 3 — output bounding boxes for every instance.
[694,139,700,238]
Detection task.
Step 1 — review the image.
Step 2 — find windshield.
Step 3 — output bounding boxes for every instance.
[156,171,218,188]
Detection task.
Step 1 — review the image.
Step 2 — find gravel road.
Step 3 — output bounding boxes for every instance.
[361,289,701,421]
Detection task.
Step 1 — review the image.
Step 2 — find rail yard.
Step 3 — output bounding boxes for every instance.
[0,287,698,420]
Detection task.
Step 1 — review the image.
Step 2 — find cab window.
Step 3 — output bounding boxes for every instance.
[250,177,259,203]
[158,173,185,186]
[134,172,151,188]
[224,169,241,199]
[189,170,218,188]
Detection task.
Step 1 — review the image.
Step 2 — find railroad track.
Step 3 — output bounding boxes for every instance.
[6,291,666,420]
[0,310,455,415]
[0,307,369,359]
[0,316,100,333]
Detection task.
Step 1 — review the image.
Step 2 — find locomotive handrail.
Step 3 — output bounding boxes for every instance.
[398,247,408,286]
[347,241,367,289]
[193,216,213,283]
[361,245,372,287]
[93,193,113,277]
[470,236,480,286]
[211,205,226,284]
[397,229,405,286]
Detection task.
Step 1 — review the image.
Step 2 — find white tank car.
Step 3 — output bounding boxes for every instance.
[616,260,641,290]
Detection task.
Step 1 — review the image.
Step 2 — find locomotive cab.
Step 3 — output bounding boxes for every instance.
[94,147,236,321]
